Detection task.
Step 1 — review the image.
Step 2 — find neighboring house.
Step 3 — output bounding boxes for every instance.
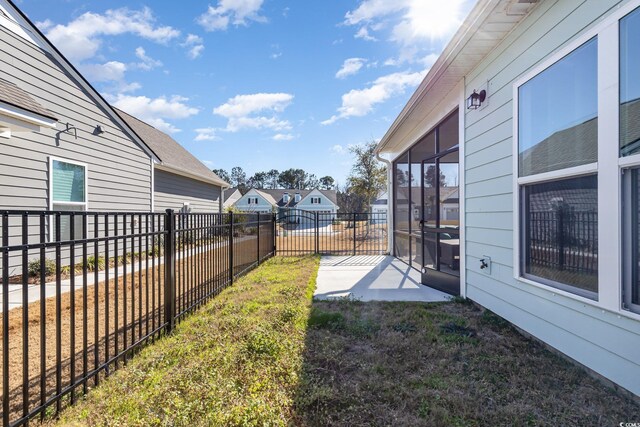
[0,0,227,273]
[370,191,388,223]
[116,109,228,214]
[376,0,640,396]
[233,188,339,220]
[0,0,157,217]
[223,187,243,210]
[233,188,277,214]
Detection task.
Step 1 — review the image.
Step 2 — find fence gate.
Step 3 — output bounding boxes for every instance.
[275,209,388,256]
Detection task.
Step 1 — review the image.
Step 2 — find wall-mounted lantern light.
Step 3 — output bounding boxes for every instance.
[466,89,486,110]
[94,125,105,135]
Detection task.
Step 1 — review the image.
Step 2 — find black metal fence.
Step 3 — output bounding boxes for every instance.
[0,210,274,426]
[275,210,388,256]
[527,210,598,275]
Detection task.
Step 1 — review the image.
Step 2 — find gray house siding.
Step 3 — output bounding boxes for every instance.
[0,25,152,212]
[154,169,221,213]
[0,21,152,274]
[464,0,640,395]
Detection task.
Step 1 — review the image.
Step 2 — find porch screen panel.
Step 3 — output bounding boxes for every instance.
[393,153,410,262]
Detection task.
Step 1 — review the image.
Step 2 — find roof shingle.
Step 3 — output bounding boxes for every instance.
[0,78,57,121]
[115,108,228,187]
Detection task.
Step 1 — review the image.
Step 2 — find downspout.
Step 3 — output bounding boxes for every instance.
[375,150,393,256]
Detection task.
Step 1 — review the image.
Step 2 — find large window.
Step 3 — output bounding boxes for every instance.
[518,38,598,177]
[621,7,640,314]
[521,176,598,299]
[620,7,640,157]
[50,158,87,241]
[517,38,598,299]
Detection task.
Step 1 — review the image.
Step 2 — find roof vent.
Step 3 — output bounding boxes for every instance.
[294,192,301,203]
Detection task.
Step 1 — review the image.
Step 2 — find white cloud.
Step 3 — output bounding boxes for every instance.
[195,128,218,141]
[133,47,162,70]
[336,57,366,79]
[45,7,180,62]
[213,93,293,119]
[345,0,408,25]
[345,0,464,63]
[354,26,377,41]
[182,34,205,59]
[212,92,294,136]
[112,94,199,134]
[322,70,425,125]
[273,133,294,141]
[80,61,127,82]
[197,0,266,32]
[330,144,346,154]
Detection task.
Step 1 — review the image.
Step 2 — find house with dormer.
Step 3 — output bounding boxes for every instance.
[232,188,339,218]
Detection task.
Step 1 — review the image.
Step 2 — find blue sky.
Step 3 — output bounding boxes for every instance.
[18,0,476,184]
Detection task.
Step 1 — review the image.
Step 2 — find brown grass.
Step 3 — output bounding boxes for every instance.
[276,222,387,256]
[296,299,640,426]
[0,238,261,424]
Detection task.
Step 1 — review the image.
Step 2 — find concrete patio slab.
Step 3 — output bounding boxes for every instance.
[315,255,451,302]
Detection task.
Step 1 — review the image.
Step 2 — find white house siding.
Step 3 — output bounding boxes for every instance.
[463,0,640,395]
[0,21,152,273]
[154,169,221,213]
[295,192,337,213]
[234,190,273,213]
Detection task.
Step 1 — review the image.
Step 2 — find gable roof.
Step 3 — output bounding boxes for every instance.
[255,189,338,208]
[115,108,229,187]
[2,0,159,162]
[223,187,242,202]
[0,78,56,120]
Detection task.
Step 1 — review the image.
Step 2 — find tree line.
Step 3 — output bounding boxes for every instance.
[213,141,387,212]
[212,167,335,193]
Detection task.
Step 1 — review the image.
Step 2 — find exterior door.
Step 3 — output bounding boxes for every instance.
[421,148,460,295]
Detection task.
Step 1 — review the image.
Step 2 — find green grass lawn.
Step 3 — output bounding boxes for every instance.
[53,256,639,426]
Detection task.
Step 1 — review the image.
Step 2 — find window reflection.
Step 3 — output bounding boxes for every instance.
[620,7,640,156]
[519,38,598,176]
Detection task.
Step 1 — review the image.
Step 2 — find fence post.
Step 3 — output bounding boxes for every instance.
[273,213,277,255]
[257,214,261,265]
[353,212,357,256]
[557,207,565,271]
[315,212,319,254]
[229,211,234,284]
[164,209,176,332]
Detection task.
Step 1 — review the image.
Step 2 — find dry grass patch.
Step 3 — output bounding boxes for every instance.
[52,256,319,426]
[295,298,640,426]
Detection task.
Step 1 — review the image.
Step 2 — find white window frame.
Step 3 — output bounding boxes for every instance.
[48,156,89,241]
[512,0,640,319]
[311,197,321,204]
[248,197,258,205]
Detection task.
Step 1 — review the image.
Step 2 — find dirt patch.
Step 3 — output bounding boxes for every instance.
[1,238,261,424]
[276,223,387,255]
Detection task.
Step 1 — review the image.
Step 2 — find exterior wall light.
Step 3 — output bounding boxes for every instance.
[466,89,486,110]
[94,125,105,135]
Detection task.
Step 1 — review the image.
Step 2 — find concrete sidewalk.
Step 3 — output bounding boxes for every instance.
[0,236,253,312]
[314,255,450,302]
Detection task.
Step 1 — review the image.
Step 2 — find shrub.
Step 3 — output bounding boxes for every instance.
[86,255,106,272]
[27,258,56,277]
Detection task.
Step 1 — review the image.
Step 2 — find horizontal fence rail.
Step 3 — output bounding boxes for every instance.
[275,210,388,256]
[0,208,385,425]
[0,210,274,426]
